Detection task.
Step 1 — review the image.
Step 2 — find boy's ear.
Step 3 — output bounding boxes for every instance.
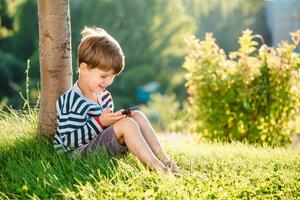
[79,63,88,74]
[79,62,88,69]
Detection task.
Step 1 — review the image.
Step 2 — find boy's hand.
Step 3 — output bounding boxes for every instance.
[99,108,126,126]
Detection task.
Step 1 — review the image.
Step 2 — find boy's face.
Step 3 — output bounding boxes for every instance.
[80,64,115,93]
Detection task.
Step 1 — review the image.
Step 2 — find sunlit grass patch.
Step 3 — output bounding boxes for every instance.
[0,111,299,199]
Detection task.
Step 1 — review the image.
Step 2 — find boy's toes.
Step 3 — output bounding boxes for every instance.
[171,165,180,175]
[165,160,180,174]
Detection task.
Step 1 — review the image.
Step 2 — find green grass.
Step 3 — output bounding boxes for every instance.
[0,110,300,199]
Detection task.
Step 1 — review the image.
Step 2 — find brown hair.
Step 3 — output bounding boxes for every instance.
[78,27,125,74]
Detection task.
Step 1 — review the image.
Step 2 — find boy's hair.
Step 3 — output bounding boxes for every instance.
[78,26,125,74]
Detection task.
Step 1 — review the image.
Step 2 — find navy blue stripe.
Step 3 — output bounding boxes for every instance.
[87,125,93,141]
[66,92,71,112]
[59,123,85,130]
[59,116,86,123]
[79,104,91,115]
[59,131,64,139]
[54,137,60,144]
[89,120,100,135]
[70,92,80,110]
[87,113,99,117]
[81,127,87,145]
[69,110,86,116]
[67,132,71,146]
[89,106,102,111]
[74,130,79,147]
[102,93,110,101]
[61,94,67,113]
[103,98,112,109]
[61,93,67,105]
[62,92,67,100]
[74,99,87,112]
[58,97,63,110]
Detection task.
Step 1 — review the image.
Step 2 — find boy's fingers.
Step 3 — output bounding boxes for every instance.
[103,108,111,114]
[105,108,111,112]
[110,115,126,120]
[115,110,125,115]
[117,115,126,120]
[110,110,124,117]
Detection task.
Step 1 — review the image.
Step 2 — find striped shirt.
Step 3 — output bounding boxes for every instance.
[53,81,114,153]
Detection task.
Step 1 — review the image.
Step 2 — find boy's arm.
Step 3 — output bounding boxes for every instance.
[102,91,114,112]
[58,116,104,148]
[56,95,104,148]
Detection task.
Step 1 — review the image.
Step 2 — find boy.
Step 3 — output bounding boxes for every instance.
[54,27,179,174]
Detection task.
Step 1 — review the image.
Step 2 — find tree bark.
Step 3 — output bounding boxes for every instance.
[38,0,72,136]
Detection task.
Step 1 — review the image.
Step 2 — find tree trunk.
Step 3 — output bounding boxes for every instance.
[38,0,72,136]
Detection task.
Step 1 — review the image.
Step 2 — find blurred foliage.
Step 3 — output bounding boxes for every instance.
[140,93,181,132]
[183,0,271,52]
[0,0,273,110]
[0,0,24,37]
[0,0,38,108]
[183,29,300,145]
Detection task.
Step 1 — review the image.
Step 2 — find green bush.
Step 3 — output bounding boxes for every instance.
[183,29,300,145]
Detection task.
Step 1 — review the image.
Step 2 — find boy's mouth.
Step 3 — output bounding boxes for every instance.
[98,85,105,90]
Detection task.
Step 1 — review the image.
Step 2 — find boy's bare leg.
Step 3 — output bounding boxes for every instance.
[129,111,172,165]
[113,117,167,172]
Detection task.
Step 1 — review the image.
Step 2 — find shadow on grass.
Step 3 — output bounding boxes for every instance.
[0,134,126,199]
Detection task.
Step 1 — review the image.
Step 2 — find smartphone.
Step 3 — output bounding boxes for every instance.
[121,106,139,116]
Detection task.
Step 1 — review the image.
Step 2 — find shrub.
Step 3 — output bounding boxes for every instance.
[183,29,300,145]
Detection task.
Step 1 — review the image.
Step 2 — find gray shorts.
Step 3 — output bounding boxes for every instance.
[75,126,128,156]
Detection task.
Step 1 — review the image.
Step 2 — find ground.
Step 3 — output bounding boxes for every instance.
[0,112,300,199]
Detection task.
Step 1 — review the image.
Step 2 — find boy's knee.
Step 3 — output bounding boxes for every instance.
[114,117,139,130]
[130,110,145,118]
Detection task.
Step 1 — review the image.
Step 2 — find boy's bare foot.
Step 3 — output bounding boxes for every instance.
[164,160,180,176]
[147,162,169,174]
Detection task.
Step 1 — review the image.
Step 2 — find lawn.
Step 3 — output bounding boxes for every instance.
[0,110,299,199]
